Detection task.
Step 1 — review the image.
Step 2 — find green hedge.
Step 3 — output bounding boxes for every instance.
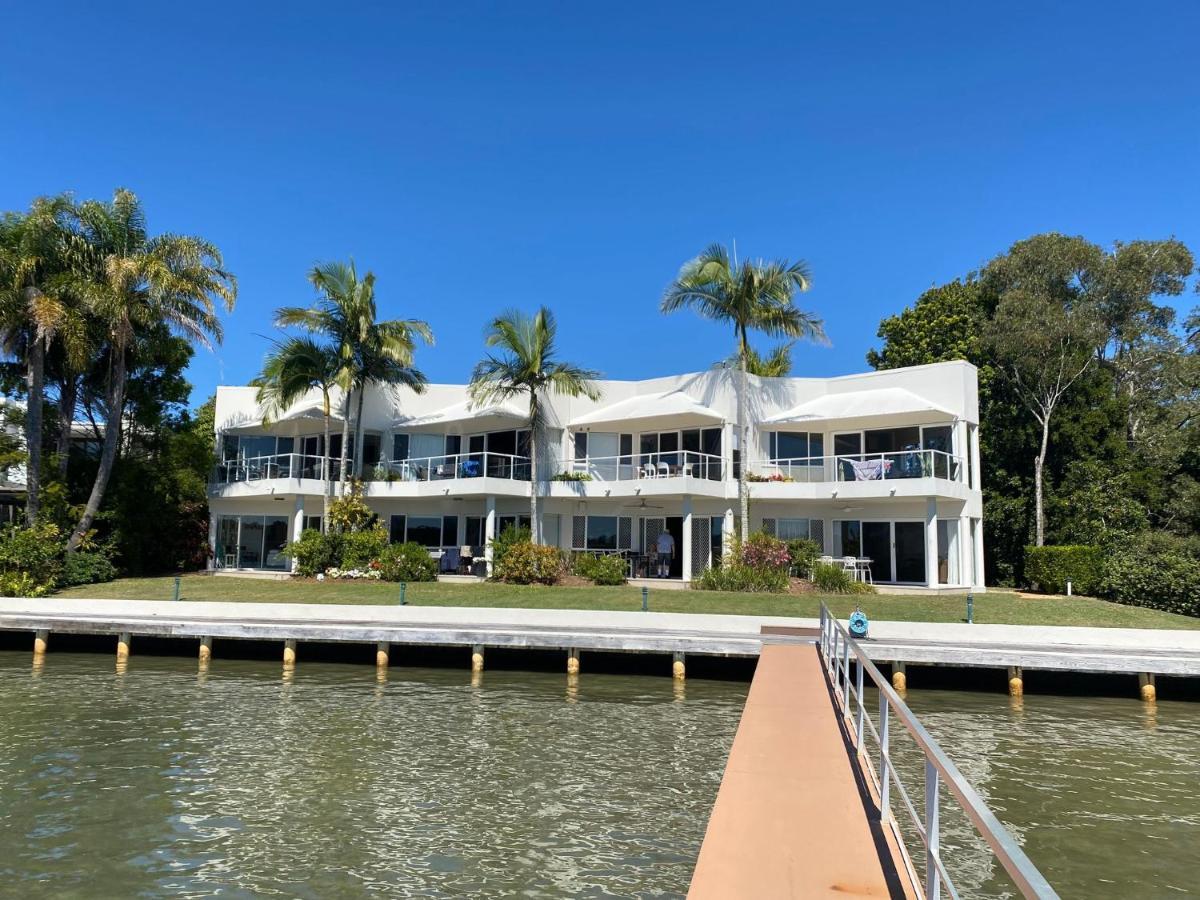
[574,553,627,585]
[1024,545,1103,595]
[812,562,875,595]
[1098,532,1200,618]
[494,541,561,585]
[695,563,789,593]
[377,542,438,582]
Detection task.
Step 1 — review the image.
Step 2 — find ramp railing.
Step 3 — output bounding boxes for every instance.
[818,604,1058,899]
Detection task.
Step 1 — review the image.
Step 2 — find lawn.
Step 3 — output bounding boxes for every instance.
[52,575,1200,630]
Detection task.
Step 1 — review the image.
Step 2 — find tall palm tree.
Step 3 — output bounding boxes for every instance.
[0,195,85,524]
[662,243,824,542]
[469,307,601,544]
[252,335,341,527]
[275,261,431,493]
[725,341,794,377]
[65,189,236,551]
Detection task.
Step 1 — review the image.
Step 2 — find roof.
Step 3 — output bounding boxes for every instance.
[395,399,528,429]
[763,387,957,428]
[569,390,724,429]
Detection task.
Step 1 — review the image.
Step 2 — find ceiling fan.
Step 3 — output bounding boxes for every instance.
[622,498,666,510]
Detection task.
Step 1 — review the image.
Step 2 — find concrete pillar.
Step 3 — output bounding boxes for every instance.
[471,643,485,672]
[567,647,580,675]
[672,651,685,680]
[117,632,132,660]
[722,506,734,563]
[283,639,297,667]
[972,517,985,589]
[291,495,305,573]
[954,419,969,484]
[970,423,983,492]
[376,641,390,668]
[33,629,48,656]
[199,636,212,662]
[207,514,218,572]
[1139,672,1156,703]
[958,514,971,588]
[681,495,693,582]
[891,661,906,692]
[1007,665,1024,697]
[925,498,939,588]
[484,496,497,576]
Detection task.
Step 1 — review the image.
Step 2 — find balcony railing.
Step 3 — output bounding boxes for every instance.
[748,450,963,484]
[212,452,346,486]
[365,451,531,483]
[557,451,726,483]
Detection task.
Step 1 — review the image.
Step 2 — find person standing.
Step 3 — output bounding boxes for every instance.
[655,529,675,578]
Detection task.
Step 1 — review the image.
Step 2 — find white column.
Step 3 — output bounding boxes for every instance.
[207,513,218,571]
[959,514,971,587]
[970,423,982,491]
[972,516,985,588]
[681,495,694,582]
[925,498,939,588]
[723,506,734,562]
[954,419,969,483]
[291,495,305,574]
[484,496,497,576]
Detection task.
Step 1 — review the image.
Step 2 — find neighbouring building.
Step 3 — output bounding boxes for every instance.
[208,360,984,590]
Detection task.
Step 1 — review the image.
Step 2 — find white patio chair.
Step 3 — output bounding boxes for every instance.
[641,463,657,479]
[657,461,670,478]
[841,556,858,580]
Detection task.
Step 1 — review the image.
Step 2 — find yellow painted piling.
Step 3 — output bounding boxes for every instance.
[33,629,48,656]
[1139,672,1156,703]
[1007,665,1024,697]
[471,644,484,673]
[199,636,212,662]
[376,641,390,668]
[672,651,686,680]
[567,648,580,675]
[891,661,906,692]
[283,639,297,667]
[116,632,132,660]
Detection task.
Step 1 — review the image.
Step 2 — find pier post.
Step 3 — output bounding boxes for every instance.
[283,639,297,667]
[33,629,48,657]
[1007,665,1023,697]
[199,636,212,662]
[1138,672,1156,703]
[376,641,390,668]
[116,632,131,660]
[891,661,906,692]
[567,648,580,675]
[471,644,484,672]
[672,651,685,680]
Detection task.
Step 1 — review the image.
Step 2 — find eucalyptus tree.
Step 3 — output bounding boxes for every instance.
[662,243,824,541]
[65,189,236,551]
[469,307,601,544]
[252,336,341,526]
[0,195,85,524]
[275,261,431,493]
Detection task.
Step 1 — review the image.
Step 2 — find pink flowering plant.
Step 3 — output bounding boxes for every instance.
[738,531,792,571]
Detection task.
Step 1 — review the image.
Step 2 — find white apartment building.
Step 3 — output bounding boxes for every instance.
[208,360,984,590]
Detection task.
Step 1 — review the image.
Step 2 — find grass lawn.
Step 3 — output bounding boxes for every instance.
[52,575,1200,630]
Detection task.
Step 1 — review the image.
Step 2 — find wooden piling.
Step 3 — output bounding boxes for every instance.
[116,632,131,660]
[1007,665,1024,697]
[471,644,484,673]
[672,651,686,680]
[891,661,906,692]
[567,648,580,675]
[33,629,48,656]
[1139,672,1156,703]
[283,639,297,666]
[198,636,212,662]
[376,641,390,668]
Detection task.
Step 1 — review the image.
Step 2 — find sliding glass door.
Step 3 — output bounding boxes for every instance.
[894,522,926,583]
[861,523,892,583]
[833,519,928,584]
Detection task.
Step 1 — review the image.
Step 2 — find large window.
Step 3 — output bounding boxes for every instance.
[216,515,290,570]
[767,431,823,462]
[390,514,458,548]
[571,515,632,551]
[638,428,722,478]
[761,517,825,551]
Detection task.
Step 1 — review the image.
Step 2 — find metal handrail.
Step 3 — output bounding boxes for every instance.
[560,450,725,482]
[371,451,531,482]
[212,452,344,485]
[751,449,963,483]
[817,604,1058,899]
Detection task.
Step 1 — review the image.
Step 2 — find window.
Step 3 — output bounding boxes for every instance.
[571,515,633,551]
[406,516,444,548]
[389,515,407,544]
[445,434,462,457]
[767,431,823,463]
[574,432,587,461]
[497,515,532,537]
[392,433,409,461]
[777,518,812,541]
[303,515,322,532]
[465,517,483,549]
[441,515,458,547]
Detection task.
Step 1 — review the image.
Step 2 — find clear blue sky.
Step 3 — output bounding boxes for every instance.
[2,2,1198,404]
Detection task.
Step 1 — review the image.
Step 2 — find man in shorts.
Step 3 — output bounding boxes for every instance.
[655,529,675,578]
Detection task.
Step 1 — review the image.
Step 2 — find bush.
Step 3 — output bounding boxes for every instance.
[1024,545,1103,595]
[1098,532,1200,617]
[695,562,789,593]
[377,542,439,582]
[494,541,562,585]
[341,524,389,570]
[327,481,376,533]
[490,524,532,571]
[740,531,791,571]
[58,551,118,588]
[0,522,63,596]
[574,553,627,585]
[283,529,344,577]
[786,538,822,578]
[812,562,875,595]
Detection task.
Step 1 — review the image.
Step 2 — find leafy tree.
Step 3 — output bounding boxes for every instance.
[469,307,601,544]
[662,243,823,541]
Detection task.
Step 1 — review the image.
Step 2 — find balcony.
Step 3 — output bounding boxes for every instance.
[745,450,967,500]
[548,451,728,499]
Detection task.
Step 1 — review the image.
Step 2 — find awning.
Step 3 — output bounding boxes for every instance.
[225,397,345,433]
[569,390,724,430]
[763,387,957,429]
[395,399,528,430]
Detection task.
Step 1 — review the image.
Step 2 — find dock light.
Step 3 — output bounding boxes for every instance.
[848,608,869,639]
[173,576,181,602]
[967,591,974,624]
[399,582,407,606]
[641,586,649,612]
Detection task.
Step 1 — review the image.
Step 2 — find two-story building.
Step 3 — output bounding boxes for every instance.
[208,360,984,590]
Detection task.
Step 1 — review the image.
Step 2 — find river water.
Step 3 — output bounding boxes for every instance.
[0,652,1197,898]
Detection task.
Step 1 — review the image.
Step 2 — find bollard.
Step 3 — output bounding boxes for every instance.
[199,636,212,662]
[672,651,685,680]
[172,576,181,602]
[891,661,907,692]
[33,629,48,656]
[1007,665,1024,697]
[641,586,648,612]
[1067,580,1073,597]
[567,647,580,675]
[283,639,297,667]
[117,632,132,660]
[376,641,390,668]
[471,644,484,673]
[1139,672,1156,703]
[966,591,974,624]
[399,582,407,605]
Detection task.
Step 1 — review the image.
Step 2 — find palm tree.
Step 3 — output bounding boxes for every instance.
[0,195,85,524]
[252,336,341,527]
[65,189,236,551]
[275,261,431,493]
[662,243,824,542]
[469,307,601,544]
[725,341,794,377]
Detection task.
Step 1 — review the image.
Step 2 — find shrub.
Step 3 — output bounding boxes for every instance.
[283,529,344,577]
[58,551,118,588]
[377,542,438,582]
[327,481,376,533]
[495,541,562,585]
[812,562,875,595]
[740,531,791,571]
[340,524,389,569]
[552,472,592,482]
[490,524,532,571]
[786,538,821,578]
[0,522,63,596]
[1024,545,1103,595]
[574,552,627,585]
[695,562,789,593]
[1098,532,1200,617]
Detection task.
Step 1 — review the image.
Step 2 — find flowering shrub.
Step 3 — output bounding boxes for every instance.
[377,542,438,582]
[494,541,562,585]
[740,532,791,571]
[747,472,795,483]
[323,566,383,580]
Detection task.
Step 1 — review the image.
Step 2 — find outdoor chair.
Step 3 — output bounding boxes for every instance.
[841,556,858,579]
[440,548,461,574]
[657,461,670,478]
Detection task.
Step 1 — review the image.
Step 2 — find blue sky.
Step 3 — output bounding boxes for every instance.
[2,2,1198,404]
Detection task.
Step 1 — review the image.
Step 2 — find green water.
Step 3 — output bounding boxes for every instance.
[2,654,1198,899]
[0,653,745,898]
